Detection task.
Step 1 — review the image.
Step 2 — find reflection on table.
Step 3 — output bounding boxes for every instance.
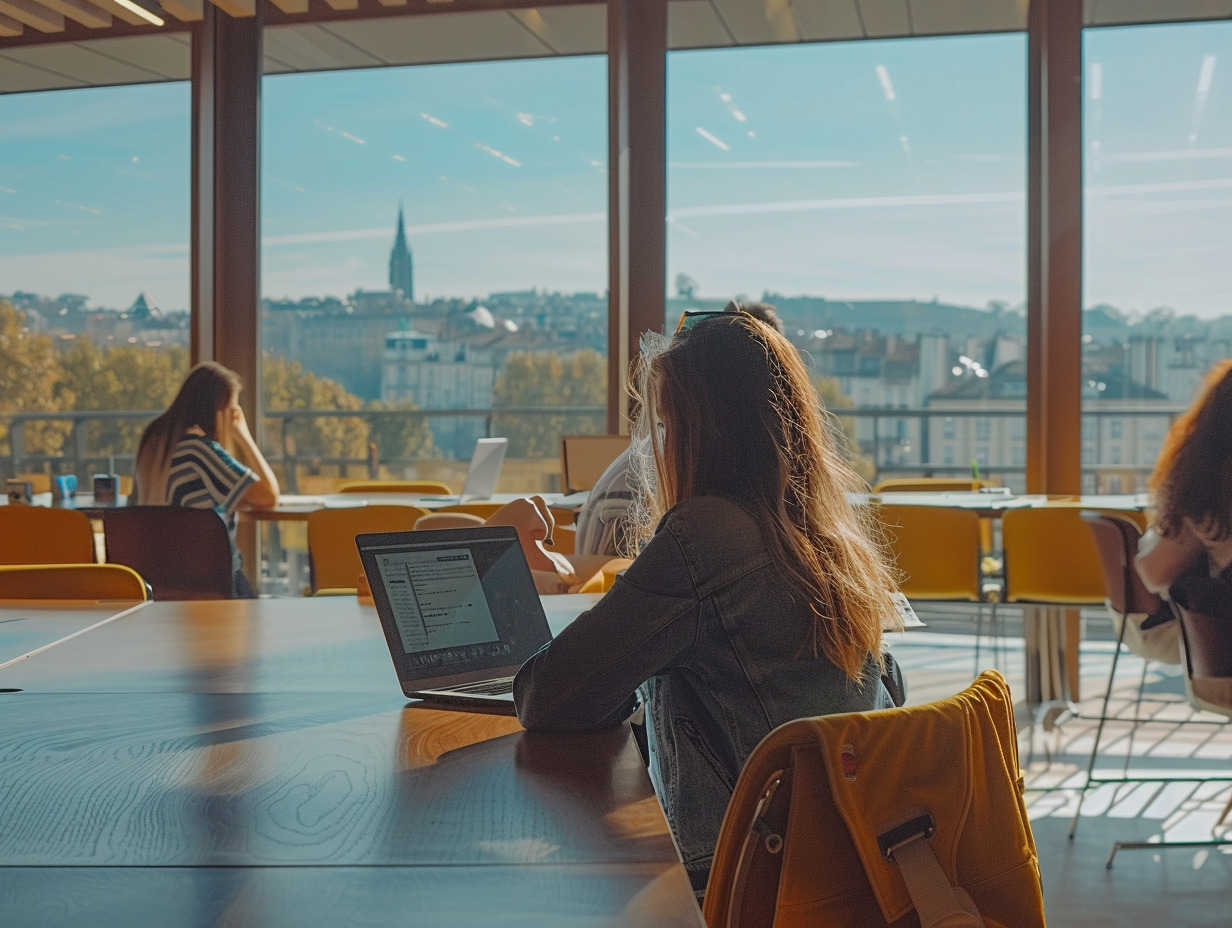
[0,595,702,928]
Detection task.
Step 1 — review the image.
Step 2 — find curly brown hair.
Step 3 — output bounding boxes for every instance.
[1150,358,1232,543]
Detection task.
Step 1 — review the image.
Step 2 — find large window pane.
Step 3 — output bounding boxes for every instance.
[1083,22,1232,494]
[260,56,608,506]
[0,82,190,493]
[668,36,1027,487]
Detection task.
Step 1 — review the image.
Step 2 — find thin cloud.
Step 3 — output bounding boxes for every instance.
[475,142,522,167]
[419,113,449,128]
[669,160,859,169]
[695,127,730,151]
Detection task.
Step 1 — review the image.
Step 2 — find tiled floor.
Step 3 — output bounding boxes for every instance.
[892,606,1232,928]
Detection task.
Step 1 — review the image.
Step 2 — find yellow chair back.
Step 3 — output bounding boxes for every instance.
[435,502,505,520]
[413,512,486,531]
[1001,504,1143,604]
[875,505,982,601]
[306,504,429,594]
[0,563,149,601]
[337,480,454,495]
[873,477,991,493]
[0,506,96,565]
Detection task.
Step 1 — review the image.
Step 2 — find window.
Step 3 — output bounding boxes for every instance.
[668,34,1026,484]
[1084,22,1232,492]
[0,81,191,490]
[975,419,991,441]
[261,57,607,495]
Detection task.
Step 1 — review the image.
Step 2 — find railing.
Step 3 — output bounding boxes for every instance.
[2,404,1179,493]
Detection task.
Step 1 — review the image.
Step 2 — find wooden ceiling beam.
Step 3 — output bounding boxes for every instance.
[208,0,257,17]
[86,0,157,25]
[38,0,111,28]
[159,0,203,21]
[266,0,309,14]
[0,0,64,32]
[0,9,21,34]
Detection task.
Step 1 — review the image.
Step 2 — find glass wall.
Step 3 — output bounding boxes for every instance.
[667,35,1027,487]
[260,56,608,497]
[0,82,191,493]
[1082,22,1232,494]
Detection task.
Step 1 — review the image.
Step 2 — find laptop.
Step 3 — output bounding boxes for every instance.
[459,437,508,503]
[356,524,552,714]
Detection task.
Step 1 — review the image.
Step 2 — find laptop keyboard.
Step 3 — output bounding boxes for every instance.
[448,676,515,696]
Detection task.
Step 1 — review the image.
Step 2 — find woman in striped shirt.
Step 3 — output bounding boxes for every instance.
[133,362,279,596]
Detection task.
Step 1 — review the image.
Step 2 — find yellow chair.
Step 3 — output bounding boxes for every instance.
[0,563,150,601]
[560,434,630,494]
[0,506,96,565]
[549,524,576,555]
[435,502,506,520]
[337,480,454,496]
[873,477,990,493]
[413,512,486,531]
[306,504,429,595]
[569,556,633,594]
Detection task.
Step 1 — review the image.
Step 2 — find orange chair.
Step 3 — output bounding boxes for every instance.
[0,563,150,601]
[413,512,486,531]
[306,504,429,594]
[0,505,96,565]
[337,480,454,495]
[435,502,506,520]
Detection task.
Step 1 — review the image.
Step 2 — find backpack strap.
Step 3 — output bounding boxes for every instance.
[878,811,983,928]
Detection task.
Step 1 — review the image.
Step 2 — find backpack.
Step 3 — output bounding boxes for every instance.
[703,670,1046,928]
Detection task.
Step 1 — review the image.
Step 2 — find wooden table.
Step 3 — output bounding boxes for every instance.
[0,596,702,928]
[0,600,145,667]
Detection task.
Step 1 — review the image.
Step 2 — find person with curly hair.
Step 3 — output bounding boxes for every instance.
[1136,359,1232,595]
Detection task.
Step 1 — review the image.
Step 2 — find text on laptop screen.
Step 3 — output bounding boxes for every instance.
[359,528,550,680]
[377,548,501,657]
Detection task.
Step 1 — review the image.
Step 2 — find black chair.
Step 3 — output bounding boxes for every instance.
[1068,511,1177,839]
[1103,574,1232,867]
[102,506,236,600]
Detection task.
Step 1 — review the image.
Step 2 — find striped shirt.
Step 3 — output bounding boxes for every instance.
[166,436,255,525]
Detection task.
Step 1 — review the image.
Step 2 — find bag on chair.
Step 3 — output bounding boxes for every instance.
[703,670,1045,928]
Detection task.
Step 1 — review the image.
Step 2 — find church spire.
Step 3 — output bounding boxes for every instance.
[389,202,414,304]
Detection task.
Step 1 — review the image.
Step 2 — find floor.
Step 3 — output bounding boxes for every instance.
[893,606,1232,928]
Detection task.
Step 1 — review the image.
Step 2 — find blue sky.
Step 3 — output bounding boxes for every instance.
[0,21,1230,319]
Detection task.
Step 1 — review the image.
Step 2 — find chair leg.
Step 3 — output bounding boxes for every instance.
[1068,609,1131,840]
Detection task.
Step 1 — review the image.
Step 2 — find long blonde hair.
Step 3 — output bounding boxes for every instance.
[133,362,240,504]
[630,314,900,679]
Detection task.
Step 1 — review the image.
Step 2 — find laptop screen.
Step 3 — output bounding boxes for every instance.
[357,526,551,687]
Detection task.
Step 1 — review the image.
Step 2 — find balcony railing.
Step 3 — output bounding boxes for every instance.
[1,404,1179,494]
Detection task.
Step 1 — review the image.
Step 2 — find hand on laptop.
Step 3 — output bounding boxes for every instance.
[486,496,578,591]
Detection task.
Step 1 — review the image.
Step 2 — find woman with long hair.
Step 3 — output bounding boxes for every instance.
[133,362,279,595]
[1136,359,1232,594]
[511,313,902,897]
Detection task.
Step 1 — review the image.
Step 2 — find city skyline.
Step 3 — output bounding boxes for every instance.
[1,22,1231,319]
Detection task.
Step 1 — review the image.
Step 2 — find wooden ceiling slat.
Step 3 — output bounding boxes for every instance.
[0,10,22,34]
[0,0,65,32]
[159,0,203,21]
[208,0,256,16]
[86,0,157,25]
[39,0,111,28]
[321,0,360,10]
[267,0,308,12]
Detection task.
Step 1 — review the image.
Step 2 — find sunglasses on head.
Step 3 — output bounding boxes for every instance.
[674,300,744,333]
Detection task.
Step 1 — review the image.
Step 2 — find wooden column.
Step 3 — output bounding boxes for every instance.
[191,5,263,427]
[1026,0,1082,496]
[607,0,667,434]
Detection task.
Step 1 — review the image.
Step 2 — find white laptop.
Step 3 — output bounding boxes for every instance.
[459,436,508,503]
[356,525,552,714]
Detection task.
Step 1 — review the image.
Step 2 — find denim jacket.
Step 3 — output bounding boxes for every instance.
[513,495,896,895]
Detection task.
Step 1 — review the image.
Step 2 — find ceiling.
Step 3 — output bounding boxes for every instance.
[0,0,1230,94]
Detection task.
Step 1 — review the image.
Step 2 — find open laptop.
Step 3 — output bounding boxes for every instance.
[458,437,508,503]
[356,524,552,714]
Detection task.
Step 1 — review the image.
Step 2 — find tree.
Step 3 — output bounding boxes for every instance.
[675,273,699,300]
[0,300,71,462]
[56,338,190,465]
[492,349,606,458]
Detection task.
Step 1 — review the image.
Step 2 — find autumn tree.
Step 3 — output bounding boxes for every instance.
[263,355,433,481]
[55,338,190,464]
[0,300,71,464]
[491,349,606,458]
